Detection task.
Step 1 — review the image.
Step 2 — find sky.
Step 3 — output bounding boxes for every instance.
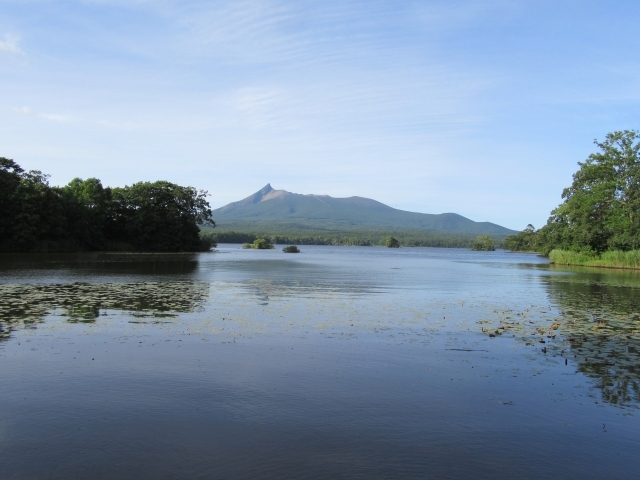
[1,0,639,230]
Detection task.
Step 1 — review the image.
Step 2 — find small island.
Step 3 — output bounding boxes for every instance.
[471,235,495,251]
[243,239,275,249]
[385,236,400,248]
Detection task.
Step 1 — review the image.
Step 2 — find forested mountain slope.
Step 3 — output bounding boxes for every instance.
[212,184,515,235]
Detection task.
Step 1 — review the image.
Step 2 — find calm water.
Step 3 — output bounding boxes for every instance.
[1,245,639,479]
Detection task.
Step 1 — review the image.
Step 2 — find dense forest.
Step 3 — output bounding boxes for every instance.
[0,158,215,252]
[201,229,504,248]
[504,130,640,266]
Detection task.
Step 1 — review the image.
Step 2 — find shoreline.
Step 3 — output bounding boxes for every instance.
[550,261,640,271]
[549,249,640,271]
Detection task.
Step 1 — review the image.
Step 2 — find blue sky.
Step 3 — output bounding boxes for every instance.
[1,0,638,230]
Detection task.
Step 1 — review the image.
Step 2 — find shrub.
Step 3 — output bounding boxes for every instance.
[282,245,300,253]
[471,235,495,251]
[243,238,274,249]
[385,236,400,248]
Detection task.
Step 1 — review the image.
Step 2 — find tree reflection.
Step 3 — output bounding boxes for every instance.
[480,269,640,407]
[543,273,640,407]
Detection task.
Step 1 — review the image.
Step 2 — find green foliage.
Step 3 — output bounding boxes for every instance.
[549,249,640,269]
[243,238,274,249]
[385,236,400,248]
[111,181,214,252]
[0,160,70,251]
[199,232,218,250]
[0,158,215,252]
[471,235,495,251]
[504,224,542,252]
[205,229,504,248]
[542,130,640,253]
[62,177,112,250]
[282,245,300,253]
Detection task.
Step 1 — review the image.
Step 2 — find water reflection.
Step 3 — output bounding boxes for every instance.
[210,259,385,299]
[480,267,640,407]
[0,252,200,281]
[0,281,210,340]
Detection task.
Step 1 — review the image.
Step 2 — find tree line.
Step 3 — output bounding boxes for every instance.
[505,130,640,258]
[0,158,215,252]
[203,229,505,248]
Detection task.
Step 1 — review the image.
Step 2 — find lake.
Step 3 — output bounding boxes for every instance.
[1,245,639,479]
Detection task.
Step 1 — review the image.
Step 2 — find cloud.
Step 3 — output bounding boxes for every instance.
[38,113,72,122]
[0,34,23,54]
[10,106,72,122]
[12,106,33,115]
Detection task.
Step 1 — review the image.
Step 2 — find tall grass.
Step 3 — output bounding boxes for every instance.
[549,249,640,269]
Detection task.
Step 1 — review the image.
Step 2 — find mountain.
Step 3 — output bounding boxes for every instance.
[211,184,516,236]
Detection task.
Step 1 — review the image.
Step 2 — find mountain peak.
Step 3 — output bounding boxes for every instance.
[212,185,517,236]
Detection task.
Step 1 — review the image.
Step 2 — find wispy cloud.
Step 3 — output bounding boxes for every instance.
[12,106,33,114]
[175,0,302,63]
[0,34,23,54]
[38,113,72,122]
[11,106,72,122]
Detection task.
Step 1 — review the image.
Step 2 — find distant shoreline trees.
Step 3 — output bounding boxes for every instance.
[0,158,215,252]
[205,230,499,248]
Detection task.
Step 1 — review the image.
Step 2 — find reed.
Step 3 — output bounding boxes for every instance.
[549,249,640,269]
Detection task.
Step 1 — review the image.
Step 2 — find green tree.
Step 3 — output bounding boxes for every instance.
[0,158,24,248]
[541,130,640,253]
[471,235,495,251]
[385,236,400,248]
[112,181,215,252]
[12,170,68,251]
[504,224,541,252]
[62,178,113,250]
[0,159,216,252]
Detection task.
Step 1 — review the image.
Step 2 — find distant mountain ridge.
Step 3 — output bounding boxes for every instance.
[212,184,516,236]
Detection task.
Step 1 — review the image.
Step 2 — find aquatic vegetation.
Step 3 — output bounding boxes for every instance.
[0,281,210,339]
[478,275,640,407]
[282,245,300,253]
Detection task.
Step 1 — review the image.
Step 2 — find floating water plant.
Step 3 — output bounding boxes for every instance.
[0,281,210,339]
[477,275,640,407]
